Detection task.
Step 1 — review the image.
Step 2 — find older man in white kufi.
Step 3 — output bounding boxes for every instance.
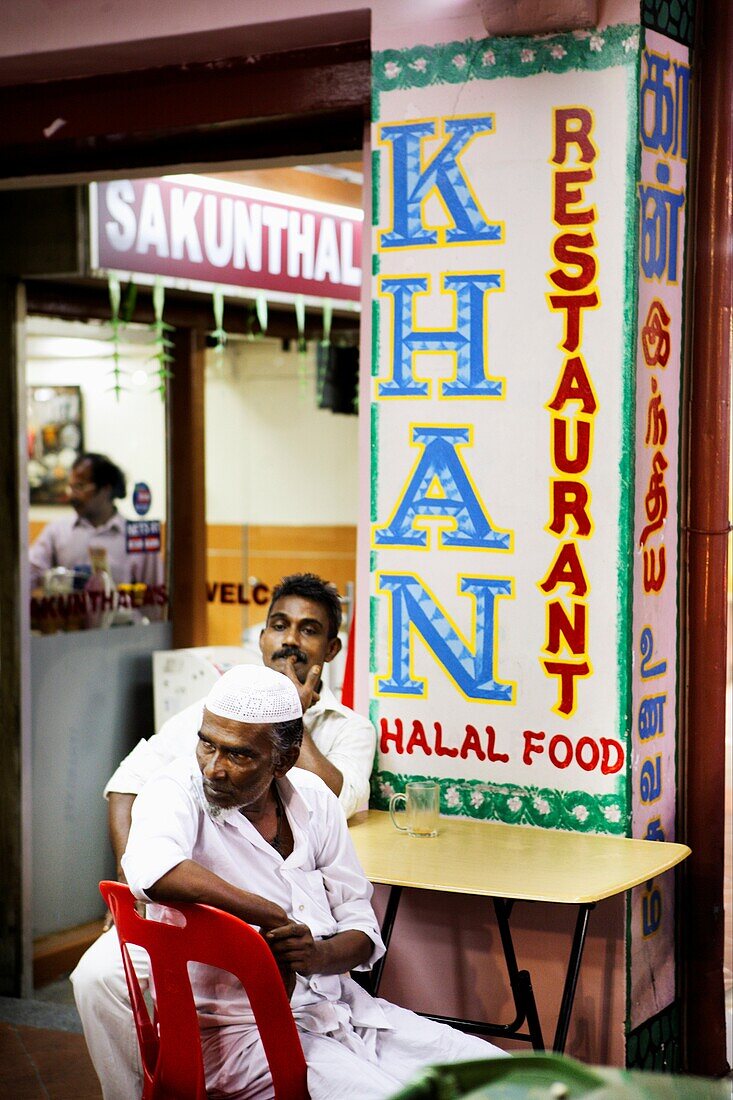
[72,573,376,1100]
[122,665,506,1099]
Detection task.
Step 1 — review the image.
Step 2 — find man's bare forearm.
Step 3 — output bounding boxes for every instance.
[296,733,344,797]
[108,793,136,877]
[145,859,289,932]
[283,661,344,798]
[311,930,373,974]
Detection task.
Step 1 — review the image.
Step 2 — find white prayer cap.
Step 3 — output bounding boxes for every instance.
[205,665,302,724]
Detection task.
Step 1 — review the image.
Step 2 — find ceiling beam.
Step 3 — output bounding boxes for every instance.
[0,42,370,183]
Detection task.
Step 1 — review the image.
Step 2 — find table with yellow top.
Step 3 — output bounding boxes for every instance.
[348,810,690,1053]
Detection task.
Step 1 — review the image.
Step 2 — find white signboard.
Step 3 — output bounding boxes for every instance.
[365,26,644,834]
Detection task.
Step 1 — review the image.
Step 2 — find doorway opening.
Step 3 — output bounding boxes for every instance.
[18,153,366,1008]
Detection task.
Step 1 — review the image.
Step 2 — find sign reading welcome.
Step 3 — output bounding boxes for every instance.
[90,175,363,304]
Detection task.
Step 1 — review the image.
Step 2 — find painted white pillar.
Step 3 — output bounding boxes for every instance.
[360,8,692,1069]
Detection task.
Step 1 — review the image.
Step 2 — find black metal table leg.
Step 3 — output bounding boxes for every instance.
[365,886,589,1053]
[419,897,543,1047]
[552,902,595,1053]
[369,884,403,996]
[493,897,545,1051]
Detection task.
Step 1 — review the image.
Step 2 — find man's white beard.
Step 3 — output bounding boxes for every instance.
[204,798,226,820]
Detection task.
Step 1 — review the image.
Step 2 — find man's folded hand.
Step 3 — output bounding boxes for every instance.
[265,921,322,976]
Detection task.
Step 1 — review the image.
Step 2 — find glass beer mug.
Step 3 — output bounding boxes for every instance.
[389,781,440,838]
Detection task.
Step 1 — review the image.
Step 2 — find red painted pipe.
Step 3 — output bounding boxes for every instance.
[681,0,732,1076]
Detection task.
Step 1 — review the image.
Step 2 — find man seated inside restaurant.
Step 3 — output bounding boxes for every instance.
[121,664,507,1099]
[29,451,163,592]
[72,572,377,1100]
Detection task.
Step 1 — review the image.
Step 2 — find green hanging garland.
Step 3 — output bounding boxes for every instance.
[149,280,175,400]
[210,287,227,355]
[256,292,268,336]
[317,299,333,406]
[295,294,308,396]
[107,275,127,401]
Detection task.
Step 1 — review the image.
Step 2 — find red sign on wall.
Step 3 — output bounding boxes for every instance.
[90,175,363,303]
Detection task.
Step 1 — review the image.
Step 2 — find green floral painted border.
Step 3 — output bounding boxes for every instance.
[371,770,627,835]
[626,1001,680,1071]
[373,24,639,107]
[641,0,695,47]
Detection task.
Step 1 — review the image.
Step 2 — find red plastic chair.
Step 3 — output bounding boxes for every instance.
[99,881,309,1100]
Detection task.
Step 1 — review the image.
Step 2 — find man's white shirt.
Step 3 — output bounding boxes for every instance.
[105,686,375,819]
[122,758,388,1033]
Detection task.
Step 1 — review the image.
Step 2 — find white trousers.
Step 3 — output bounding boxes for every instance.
[204,996,508,1100]
[303,1001,507,1100]
[71,931,507,1100]
[70,929,146,1100]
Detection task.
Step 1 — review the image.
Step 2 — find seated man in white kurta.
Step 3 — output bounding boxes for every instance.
[122,665,506,1100]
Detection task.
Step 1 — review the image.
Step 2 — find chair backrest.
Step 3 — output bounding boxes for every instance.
[99,881,308,1100]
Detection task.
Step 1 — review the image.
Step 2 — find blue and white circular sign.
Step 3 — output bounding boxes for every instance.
[132,481,152,516]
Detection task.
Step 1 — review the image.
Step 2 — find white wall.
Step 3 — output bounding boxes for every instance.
[0,2,474,64]
[0,1,640,81]
[205,337,359,525]
[26,318,359,529]
[26,316,168,525]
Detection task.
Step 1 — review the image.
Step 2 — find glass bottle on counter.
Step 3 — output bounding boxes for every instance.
[84,546,116,629]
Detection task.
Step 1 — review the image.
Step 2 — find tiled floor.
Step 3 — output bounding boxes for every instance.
[0,1020,101,1100]
[0,977,101,1099]
[0,990,101,1100]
